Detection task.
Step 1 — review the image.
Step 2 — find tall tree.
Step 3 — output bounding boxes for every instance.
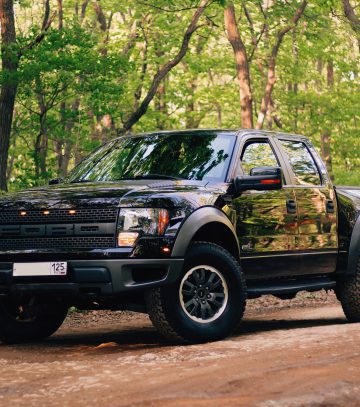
[118,0,211,134]
[342,0,360,51]
[224,2,253,128]
[223,1,307,130]
[255,0,307,129]
[0,0,17,191]
[0,0,54,189]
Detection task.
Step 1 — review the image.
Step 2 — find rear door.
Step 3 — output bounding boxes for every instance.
[232,135,299,279]
[274,137,338,275]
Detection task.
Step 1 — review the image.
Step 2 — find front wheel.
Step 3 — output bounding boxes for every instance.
[146,242,246,343]
[0,296,68,344]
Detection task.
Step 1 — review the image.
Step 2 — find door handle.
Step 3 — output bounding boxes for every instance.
[286,199,297,214]
[326,200,335,214]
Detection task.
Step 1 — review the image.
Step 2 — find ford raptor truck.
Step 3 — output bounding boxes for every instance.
[0,129,359,344]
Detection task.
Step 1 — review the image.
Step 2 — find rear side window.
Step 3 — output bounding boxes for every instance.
[241,141,279,175]
[280,140,321,186]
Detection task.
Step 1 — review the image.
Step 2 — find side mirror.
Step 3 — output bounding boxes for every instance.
[49,178,62,185]
[233,166,283,193]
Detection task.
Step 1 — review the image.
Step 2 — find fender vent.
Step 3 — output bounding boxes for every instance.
[131,267,168,284]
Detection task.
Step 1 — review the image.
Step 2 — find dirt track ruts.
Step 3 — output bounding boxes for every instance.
[0,297,360,407]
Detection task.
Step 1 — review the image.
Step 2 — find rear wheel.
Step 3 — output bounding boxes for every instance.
[336,257,360,322]
[146,242,246,343]
[0,296,68,344]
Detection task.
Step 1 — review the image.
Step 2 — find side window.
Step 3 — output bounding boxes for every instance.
[241,141,279,175]
[280,140,321,186]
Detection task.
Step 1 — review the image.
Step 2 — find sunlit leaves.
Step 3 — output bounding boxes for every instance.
[3,0,360,189]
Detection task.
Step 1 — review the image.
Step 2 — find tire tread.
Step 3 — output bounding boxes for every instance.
[338,257,360,322]
[146,241,246,343]
[0,302,68,344]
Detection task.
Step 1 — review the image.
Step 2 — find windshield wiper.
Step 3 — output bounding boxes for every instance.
[69,179,94,183]
[69,174,186,183]
[119,174,185,180]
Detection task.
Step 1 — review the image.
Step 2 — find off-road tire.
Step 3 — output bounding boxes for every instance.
[336,257,360,322]
[0,297,68,344]
[146,242,246,343]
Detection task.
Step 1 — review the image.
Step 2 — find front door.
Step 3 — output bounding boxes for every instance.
[232,136,299,280]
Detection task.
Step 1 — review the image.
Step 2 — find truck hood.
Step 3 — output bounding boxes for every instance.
[0,180,228,211]
[335,186,360,210]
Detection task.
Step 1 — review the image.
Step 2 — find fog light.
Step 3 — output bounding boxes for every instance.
[118,232,139,247]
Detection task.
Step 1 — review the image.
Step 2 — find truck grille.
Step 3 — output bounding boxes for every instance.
[0,237,115,251]
[0,207,118,251]
[0,207,119,224]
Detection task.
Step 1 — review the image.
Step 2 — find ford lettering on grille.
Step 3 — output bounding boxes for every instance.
[0,223,114,237]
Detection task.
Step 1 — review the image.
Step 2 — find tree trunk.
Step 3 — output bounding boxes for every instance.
[34,73,50,182]
[321,130,333,181]
[59,143,72,176]
[94,113,115,143]
[40,128,48,178]
[34,133,41,181]
[0,0,54,188]
[6,126,16,182]
[34,108,48,182]
[183,59,199,129]
[185,80,198,128]
[0,0,18,191]
[92,1,117,139]
[184,37,207,129]
[57,0,63,30]
[133,34,148,110]
[321,61,334,181]
[343,0,360,52]
[292,29,299,130]
[224,2,253,129]
[155,82,167,130]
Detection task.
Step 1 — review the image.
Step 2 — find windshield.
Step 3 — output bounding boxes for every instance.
[66,132,235,183]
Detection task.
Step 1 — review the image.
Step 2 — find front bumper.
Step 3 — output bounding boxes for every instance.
[0,258,184,297]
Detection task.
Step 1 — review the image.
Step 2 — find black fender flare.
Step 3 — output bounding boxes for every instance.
[171,207,240,258]
[347,215,360,275]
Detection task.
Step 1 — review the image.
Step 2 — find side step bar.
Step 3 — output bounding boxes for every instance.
[247,277,337,298]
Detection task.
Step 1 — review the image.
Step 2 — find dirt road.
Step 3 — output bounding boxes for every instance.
[0,297,360,407]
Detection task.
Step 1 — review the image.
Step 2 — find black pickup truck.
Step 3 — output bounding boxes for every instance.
[0,129,359,344]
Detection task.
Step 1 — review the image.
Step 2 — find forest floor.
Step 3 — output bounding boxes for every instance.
[1,291,360,407]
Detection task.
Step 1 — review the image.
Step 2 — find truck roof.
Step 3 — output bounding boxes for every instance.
[116,128,307,141]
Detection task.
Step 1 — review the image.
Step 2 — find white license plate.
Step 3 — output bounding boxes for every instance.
[13,262,68,277]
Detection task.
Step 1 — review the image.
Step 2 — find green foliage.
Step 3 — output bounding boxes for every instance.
[333,168,360,186]
[3,0,359,190]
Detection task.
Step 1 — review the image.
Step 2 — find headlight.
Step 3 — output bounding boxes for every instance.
[117,208,170,247]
